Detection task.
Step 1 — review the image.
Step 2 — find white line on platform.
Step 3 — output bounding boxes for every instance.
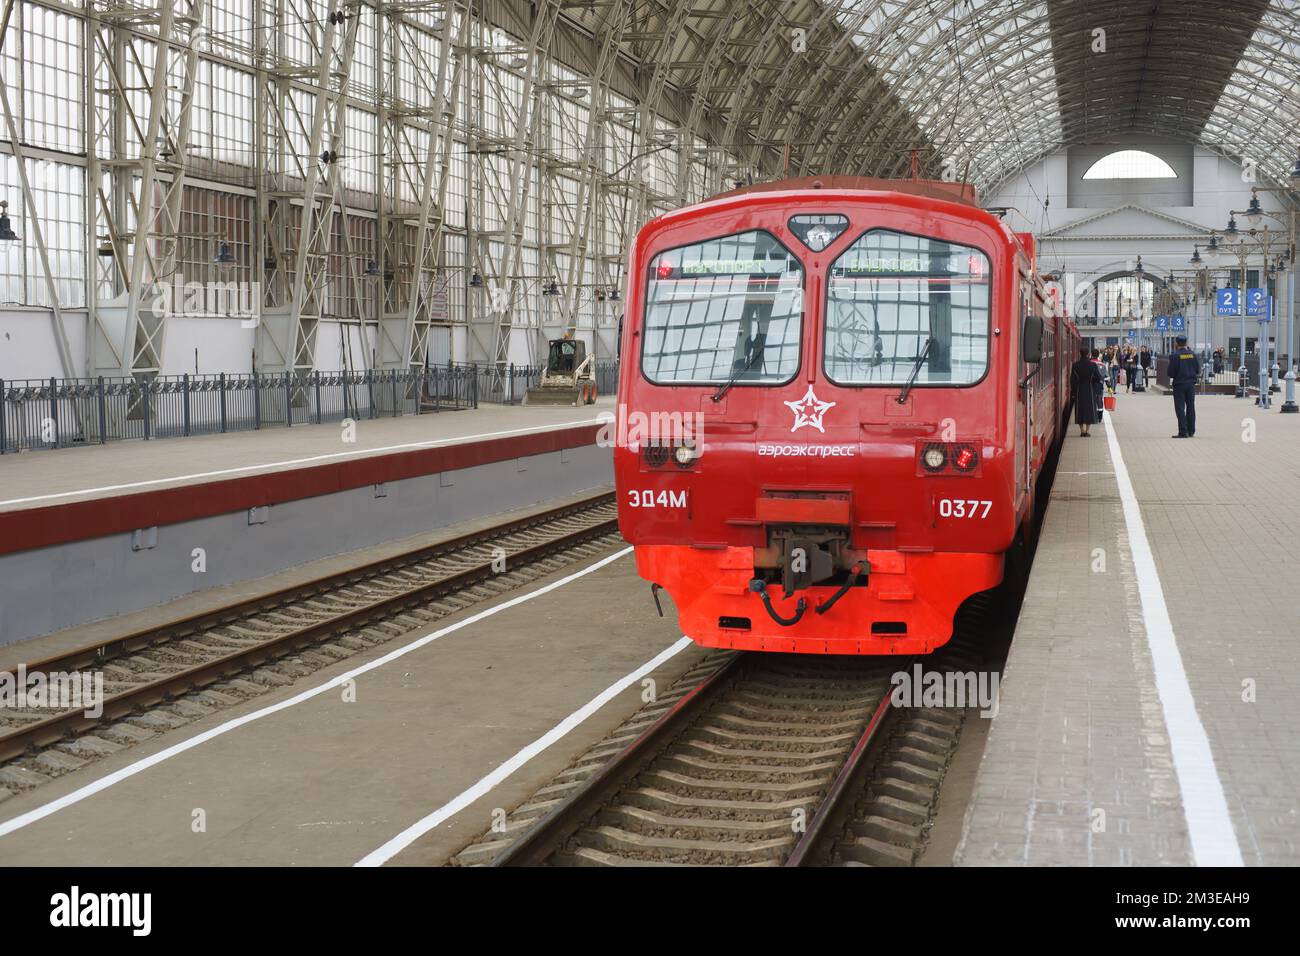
[355,635,695,867]
[0,546,633,842]
[0,418,605,508]
[1102,411,1243,867]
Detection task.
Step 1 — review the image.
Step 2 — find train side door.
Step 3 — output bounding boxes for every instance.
[1019,281,1034,501]
[1030,286,1054,470]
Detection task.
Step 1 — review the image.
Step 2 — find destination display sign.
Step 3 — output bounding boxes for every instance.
[678,258,794,275]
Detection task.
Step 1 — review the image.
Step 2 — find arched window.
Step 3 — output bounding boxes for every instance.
[1089,274,1158,324]
[1082,150,1178,180]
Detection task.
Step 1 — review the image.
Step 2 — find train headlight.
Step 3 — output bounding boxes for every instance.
[673,443,696,467]
[921,444,948,472]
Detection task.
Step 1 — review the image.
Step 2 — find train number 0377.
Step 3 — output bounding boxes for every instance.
[937,498,992,519]
[628,489,688,509]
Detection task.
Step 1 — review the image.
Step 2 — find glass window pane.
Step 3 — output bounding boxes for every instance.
[825,229,990,386]
[641,231,803,385]
[1082,150,1178,179]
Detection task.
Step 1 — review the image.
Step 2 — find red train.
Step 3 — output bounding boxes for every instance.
[613,175,1077,655]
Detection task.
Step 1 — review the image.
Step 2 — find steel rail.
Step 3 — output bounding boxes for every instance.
[783,686,900,867]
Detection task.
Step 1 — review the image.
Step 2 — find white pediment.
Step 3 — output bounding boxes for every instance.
[1041,204,1212,240]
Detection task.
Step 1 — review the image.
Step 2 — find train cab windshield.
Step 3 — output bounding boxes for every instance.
[641,230,803,385]
[825,229,991,387]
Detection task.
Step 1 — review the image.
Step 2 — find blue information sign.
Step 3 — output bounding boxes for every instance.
[1257,295,1273,323]
[1128,329,1137,339]
[1216,287,1240,316]
[1246,288,1267,316]
[1155,315,1170,331]
[1172,314,1186,331]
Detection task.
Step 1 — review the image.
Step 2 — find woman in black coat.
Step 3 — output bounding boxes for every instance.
[1070,346,1103,436]
[1090,348,1107,419]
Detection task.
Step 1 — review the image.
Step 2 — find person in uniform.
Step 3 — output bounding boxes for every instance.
[1167,333,1201,438]
[1070,346,1103,437]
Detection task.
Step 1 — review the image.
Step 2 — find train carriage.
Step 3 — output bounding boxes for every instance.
[614,176,1077,655]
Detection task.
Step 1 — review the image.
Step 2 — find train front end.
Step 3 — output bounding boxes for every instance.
[614,181,1031,655]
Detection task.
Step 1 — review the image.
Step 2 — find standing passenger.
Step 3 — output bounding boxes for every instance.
[1138,346,1153,390]
[1091,348,1107,418]
[1071,347,1103,437]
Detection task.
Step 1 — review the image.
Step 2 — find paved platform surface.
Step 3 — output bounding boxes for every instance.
[957,391,1300,865]
[0,398,612,512]
[0,536,708,865]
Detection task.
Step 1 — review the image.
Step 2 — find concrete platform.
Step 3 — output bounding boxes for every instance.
[0,398,612,513]
[957,390,1300,866]
[0,400,615,645]
[0,541,708,865]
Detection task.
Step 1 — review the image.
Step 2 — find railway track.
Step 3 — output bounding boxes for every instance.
[455,594,1001,868]
[482,653,910,866]
[0,492,620,792]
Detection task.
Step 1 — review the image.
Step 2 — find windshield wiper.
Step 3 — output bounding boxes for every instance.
[897,336,934,405]
[712,348,760,402]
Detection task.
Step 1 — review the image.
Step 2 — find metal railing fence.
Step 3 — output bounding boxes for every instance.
[1,360,619,454]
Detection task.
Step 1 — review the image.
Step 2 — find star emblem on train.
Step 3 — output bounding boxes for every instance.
[784,385,836,433]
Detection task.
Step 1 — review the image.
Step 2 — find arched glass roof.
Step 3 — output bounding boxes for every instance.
[564,0,1300,198]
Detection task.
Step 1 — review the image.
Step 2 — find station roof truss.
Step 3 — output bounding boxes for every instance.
[563,0,1300,196]
[4,0,1298,382]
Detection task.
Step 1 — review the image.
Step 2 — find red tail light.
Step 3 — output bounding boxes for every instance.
[644,445,670,468]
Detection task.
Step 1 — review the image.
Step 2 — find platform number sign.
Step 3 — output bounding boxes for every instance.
[1172,314,1186,331]
[1255,294,1273,324]
[1155,315,1169,331]
[1246,288,1267,316]
[1216,287,1240,316]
